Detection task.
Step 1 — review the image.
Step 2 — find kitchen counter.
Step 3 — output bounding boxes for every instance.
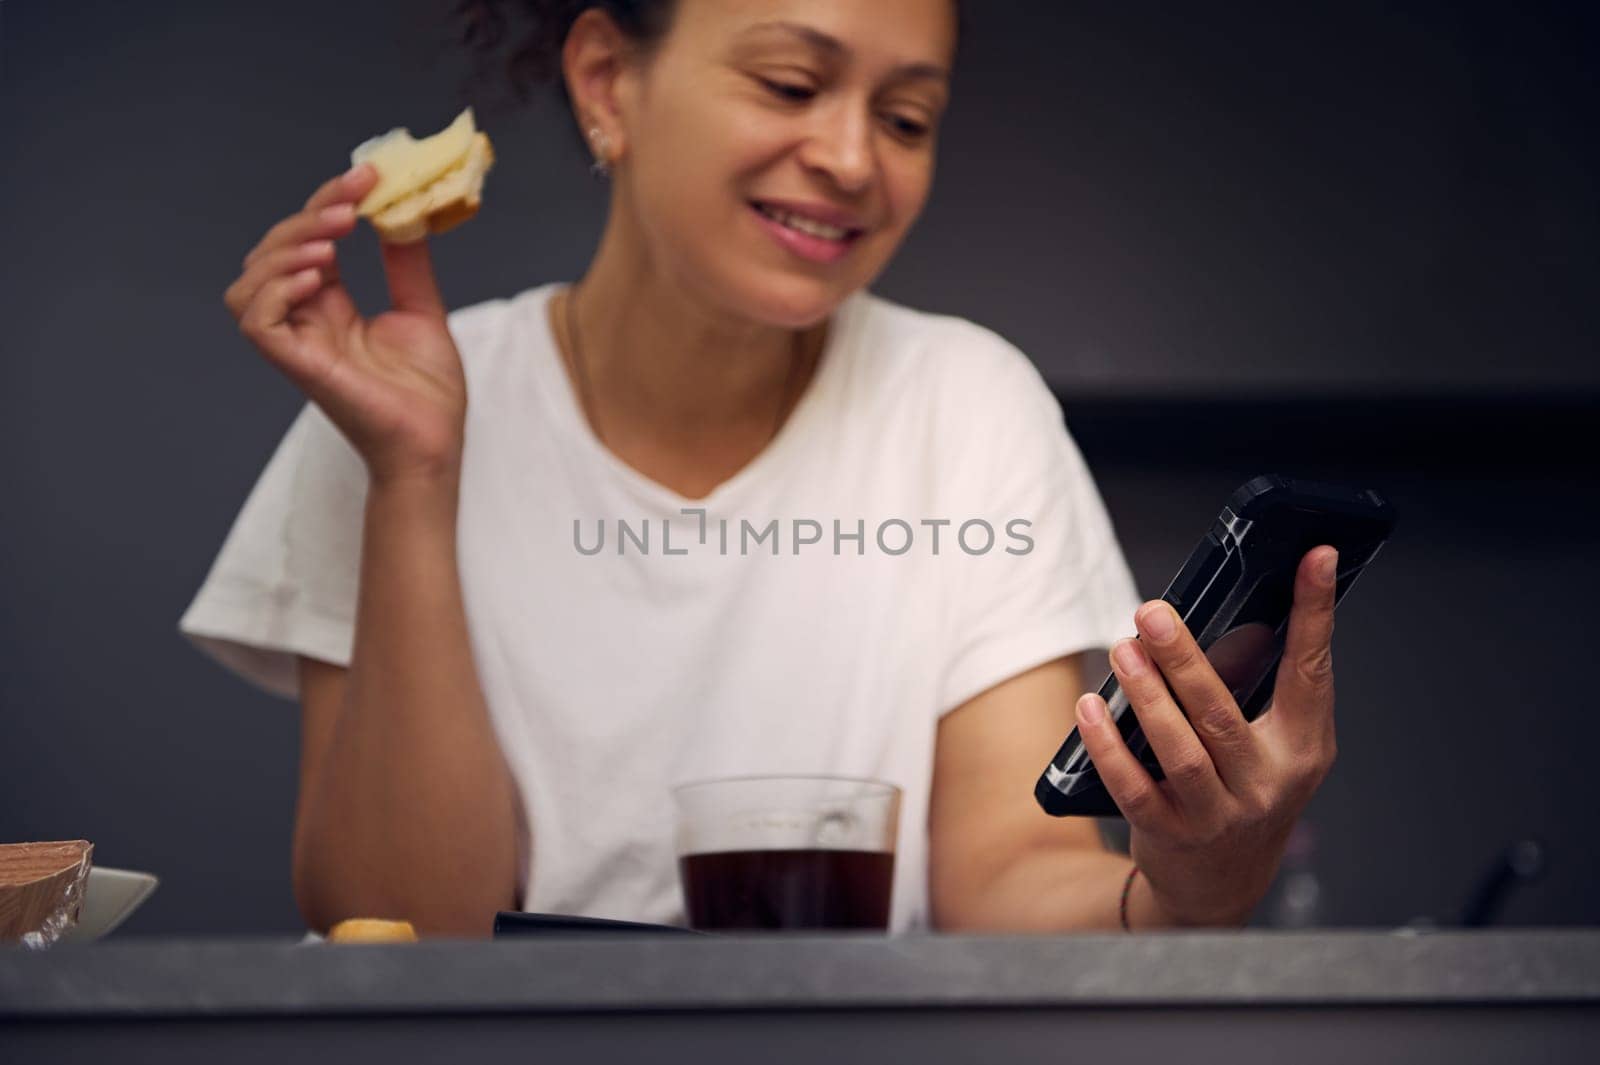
[4,930,1598,1063]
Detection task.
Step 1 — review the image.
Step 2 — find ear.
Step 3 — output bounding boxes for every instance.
[562,8,641,167]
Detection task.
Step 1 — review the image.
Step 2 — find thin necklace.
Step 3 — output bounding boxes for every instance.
[561,284,809,451]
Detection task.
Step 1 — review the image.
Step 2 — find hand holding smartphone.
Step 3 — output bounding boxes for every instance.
[1035,475,1396,819]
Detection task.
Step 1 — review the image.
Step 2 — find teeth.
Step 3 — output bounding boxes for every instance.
[757,203,851,241]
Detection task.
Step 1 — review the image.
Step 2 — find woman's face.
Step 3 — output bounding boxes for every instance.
[615,0,957,328]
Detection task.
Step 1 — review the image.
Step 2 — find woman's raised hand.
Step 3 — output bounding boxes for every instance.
[1072,546,1342,926]
[224,164,468,486]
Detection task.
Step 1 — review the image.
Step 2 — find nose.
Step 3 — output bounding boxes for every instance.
[796,99,876,196]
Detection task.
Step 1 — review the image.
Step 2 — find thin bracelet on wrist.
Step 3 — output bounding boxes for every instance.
[1119,864,1140,932]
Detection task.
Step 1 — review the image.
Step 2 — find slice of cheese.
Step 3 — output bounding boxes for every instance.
[369,132,494,244]
[352,107,479,217]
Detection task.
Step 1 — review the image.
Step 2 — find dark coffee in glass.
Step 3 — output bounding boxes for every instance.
[672,776,901,932]
[680,847,894,930]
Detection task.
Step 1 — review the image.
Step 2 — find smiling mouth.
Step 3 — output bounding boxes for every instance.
[749,201,864,243]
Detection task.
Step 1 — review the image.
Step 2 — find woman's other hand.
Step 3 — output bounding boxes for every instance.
[223,164,468,486]
[1074,546,1341,926]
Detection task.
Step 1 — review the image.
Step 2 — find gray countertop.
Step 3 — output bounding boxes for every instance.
[4,929,1599,1017]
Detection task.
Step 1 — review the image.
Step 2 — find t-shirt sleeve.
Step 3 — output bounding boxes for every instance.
[935,327,1144,716]
[177,401,368,700]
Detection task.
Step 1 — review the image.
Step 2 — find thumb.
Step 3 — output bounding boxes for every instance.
[1267,545,1338,734]
[379,237,446,318]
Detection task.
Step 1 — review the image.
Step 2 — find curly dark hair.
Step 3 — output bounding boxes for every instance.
[455,1,679,156]
[454,1,963,161]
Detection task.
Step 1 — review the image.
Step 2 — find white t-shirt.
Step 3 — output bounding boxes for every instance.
[178,281,1142,933]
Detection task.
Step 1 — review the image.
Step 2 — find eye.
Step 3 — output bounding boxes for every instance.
[760,78,816,102]
[887,115,930,139]
[755,75,933,141]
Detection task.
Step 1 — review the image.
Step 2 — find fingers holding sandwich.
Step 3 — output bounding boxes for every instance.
[305,162,379,213]
[232,254,341,396]
[225,166,381,389]
[241,165,376,274]
[227,240,333,313]
[378,237,446,320]
[229,166,375,329]
[223,110,492,480]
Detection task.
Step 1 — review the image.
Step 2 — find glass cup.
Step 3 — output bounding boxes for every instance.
[671,775,902,932]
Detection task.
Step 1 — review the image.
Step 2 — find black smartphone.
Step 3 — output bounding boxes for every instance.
[1034,475,1397,819]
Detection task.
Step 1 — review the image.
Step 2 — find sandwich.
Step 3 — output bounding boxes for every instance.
[351,107,495,244]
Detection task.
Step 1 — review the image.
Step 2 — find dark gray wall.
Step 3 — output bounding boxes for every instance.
[2,0,1595,936]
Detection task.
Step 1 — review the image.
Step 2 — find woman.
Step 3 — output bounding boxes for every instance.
[187,0,1340,937]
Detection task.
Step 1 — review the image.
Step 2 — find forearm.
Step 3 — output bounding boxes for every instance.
[294,474,519,937]
[952,843,1248,933]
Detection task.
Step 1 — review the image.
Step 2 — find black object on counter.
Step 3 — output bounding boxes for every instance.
[493,911,705,937]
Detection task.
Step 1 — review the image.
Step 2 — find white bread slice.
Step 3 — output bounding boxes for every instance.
[350,108,495,244]
[367,132,495,244]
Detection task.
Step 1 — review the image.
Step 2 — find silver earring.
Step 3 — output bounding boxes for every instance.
[587,126,612,179]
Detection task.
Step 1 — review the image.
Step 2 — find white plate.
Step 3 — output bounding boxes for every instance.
[59,867,159,942]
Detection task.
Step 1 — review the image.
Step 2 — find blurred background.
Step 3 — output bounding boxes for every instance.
[2,0,1596,934]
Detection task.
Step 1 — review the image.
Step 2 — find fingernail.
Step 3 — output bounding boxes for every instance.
[344,163,371,182]
[321,204,354,223]
[1320,549,1338,585]
[1112,639,1145,675]
[1138,602,1175,642]
[1077,694,1104,726]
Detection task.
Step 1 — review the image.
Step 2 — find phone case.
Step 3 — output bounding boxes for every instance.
[1035,475,1396,818]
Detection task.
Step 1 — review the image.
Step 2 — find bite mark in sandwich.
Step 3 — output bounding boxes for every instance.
[351,107,495,244]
